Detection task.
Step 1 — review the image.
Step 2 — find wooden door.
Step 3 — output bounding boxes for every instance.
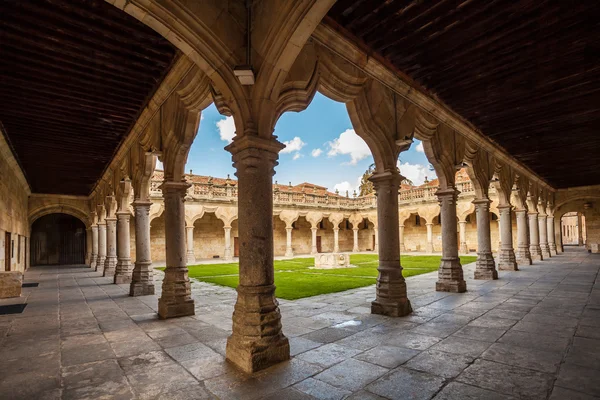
[316,236,322,253]
[233,237,239,257]
[5,232,11,271]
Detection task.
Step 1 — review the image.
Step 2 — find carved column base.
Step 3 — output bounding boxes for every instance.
[541,244,551,259]
[549,243,557,256]
[224,249,233,261]
[186,251,196,265]
[103,256,118,277]
[515,246,532,265]
[371,265,412,317]
[426,243,434,253]
[285,249,294,258]
[158,267,195,319]
[399,244,406,252]
[226,284,289,373]
[498,249,518,271]
[130,282,155,297]
[436,257,466,293]
[90,255,97,269]
[474,252,498,280]
[96,256,106,272]
[530,245,543,261]
[114,259,132,284]
[460,243,468,254]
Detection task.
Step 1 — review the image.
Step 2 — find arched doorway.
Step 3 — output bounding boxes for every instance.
[31,213,86,265]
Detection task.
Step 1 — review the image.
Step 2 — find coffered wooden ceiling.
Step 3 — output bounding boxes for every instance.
[0,0,178,195]
[327,0,600,189]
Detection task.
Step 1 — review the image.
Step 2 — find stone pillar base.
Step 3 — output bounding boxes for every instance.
[371,299,412,317]
[90,255,97,269]
[158,298,195,319]
[114,274,132,284]
[460,243,468,254]
[186,252,196,265]
[515,246,532,265]
[285,250,294,257]
[541,245,551,259]
[426,244,434,253]
[530,245,543,261]
[498,249,518,271]
[475,253,498,280]
[96,256,106,272]
[226,284,290,373]
[549,244,557,256]
[436,257,466,293]
[103,257,118,277]
[129,282,155,297]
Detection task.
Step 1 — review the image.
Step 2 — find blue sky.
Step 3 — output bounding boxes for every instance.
[179,92,436,192]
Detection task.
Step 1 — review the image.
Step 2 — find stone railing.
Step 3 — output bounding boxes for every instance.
[149,178,491,209]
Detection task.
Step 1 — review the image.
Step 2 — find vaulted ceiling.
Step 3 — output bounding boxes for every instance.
[0,0,177,195]
[327,0,600,189]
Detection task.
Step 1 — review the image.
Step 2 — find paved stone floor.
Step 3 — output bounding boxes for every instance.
[1,247,598,400]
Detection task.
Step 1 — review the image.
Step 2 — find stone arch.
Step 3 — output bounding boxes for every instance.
[30,213,87,266]
[148,203,164,224]
[29,204,91,230]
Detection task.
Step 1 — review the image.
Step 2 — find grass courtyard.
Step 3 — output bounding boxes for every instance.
[165,254,477,300]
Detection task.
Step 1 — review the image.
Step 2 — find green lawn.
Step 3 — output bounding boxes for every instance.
[159,254,477,300]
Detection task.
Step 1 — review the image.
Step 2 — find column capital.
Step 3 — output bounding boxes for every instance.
[225,134,285,156]
[369,169,402,186]
[132,200,153,207]
[160,180,191,195]
[425,222,434,226]
[472,198,492,206]
[497,204,513,211]
[115,211,131,218]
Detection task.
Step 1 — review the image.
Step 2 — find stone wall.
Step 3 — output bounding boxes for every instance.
[193,213,229,260]
[555,185,600,253]
[0,133,30,272]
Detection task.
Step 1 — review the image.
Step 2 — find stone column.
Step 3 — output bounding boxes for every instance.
[399,225,406,252]
[458,221,468,254]
[186,226,196,264]
[225,137,289,374]
[90,224,99,269]
[436,189,466,292]
[103,217,118,277]
[473,199,498,279]
[333,227,340,253]
[425,223,434,253]
[529,212,543,261]
[577,213,583,245]
[538,214,551,258]
[515,209,532,265]
[497,205,517,270]
[97,221,107,272]
[311,227,318,254]
[223,226,233,260]
[352,228,359,252]
[158,181,195,319]
[370,172,412,317]
[130,201,154,296]
[114,211,133,283]
[285,227,293,257]
[373,229,379,252]
[547,216,557,255]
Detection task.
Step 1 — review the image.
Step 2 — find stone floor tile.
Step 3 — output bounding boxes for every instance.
[296,343,362,368]
[549,386,600,400]
[432,381,517,400]
[457,359,554,400]
[301,327,356,343]
[61,341,115,366]
[110,337,162,358]
[181,354,233,381]
[576,325,600,340]
[453,325,507,342]
[0,370,61,400]
[125,363,199,399]
[289,336,322,356]
[293,377,352,400]
[564,337,600,370]
[431,335,491,357]
[118,350,174,372]
[511,320,577,338]
[384,332,442,350]
[314,358,389,391]
[521,312,580,328]
[354,344,420,368]
[345,390,388,400]
[468,315,518,330]
[333,329,389,351]
[153,383,215,400]
[365,367,446,400]
[556,363,600,397]
[259,387,316,400]
[404,349,473,378]
[481,342,564,374]
[499,330,571,354]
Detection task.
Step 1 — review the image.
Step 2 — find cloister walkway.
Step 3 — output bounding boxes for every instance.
[0,248,598,399]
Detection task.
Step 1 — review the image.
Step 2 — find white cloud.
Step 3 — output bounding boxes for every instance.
[216,116,235,143]
[292,153,302,160]
[332,175,362,195]
[327,129,371,164]
[397,161,436,186]
[280,137,305,154]
[311,148,323,157]
[415,141,424,153]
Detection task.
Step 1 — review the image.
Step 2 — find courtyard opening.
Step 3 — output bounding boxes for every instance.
[30,213,86,266]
